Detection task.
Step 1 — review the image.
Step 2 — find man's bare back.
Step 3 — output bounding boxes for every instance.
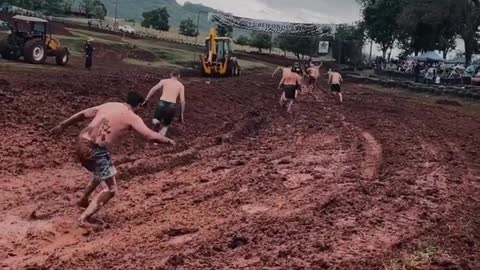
[145,71,186,135]
[283,71,302,86]
[329,72,343,85]
[79,102,161,148]
[272,66,291,78]
[161,79,185,103]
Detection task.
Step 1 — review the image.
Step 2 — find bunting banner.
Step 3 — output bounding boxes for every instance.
[208,13,334,36]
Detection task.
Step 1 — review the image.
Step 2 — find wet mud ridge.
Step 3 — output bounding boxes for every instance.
[1,66,480,269]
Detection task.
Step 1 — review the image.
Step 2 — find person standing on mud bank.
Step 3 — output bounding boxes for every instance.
[279,67,302,113]
[144,70,185,136]
[328,69,344,103]
[51,92,176,226]
[84,38,94,70]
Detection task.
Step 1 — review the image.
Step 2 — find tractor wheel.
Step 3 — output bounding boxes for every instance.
[1,51,11,60]
[0,38,11,60]
[55,49,69,66]
[0,49,20,60]
[23,40,47,64]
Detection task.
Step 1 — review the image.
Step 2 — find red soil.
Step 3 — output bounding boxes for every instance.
[0,59,479,270]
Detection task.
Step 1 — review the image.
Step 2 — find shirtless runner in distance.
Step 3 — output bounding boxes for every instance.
[272,64,291,80]
[144,70,185,136]
[328,69,344,103]
[306,63,322,90]
[304,62,323,99]
[279,68,302,113]
[51,92,175,225]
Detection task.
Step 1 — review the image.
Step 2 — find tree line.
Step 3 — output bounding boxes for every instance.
[141,6,364,64]
[358,0,480,64]
[0,0,107,19]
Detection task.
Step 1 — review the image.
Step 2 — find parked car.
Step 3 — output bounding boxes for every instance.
[118,25,136,34]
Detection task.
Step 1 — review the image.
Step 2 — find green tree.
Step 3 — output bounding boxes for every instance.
[360,0,405,58]
[79,0,105,18]
[396,0,456,58]
[235,35,250,46]
[93,0,106,19]
[142,7,170,31]
[62,0,75,13]
[249,32,272,52]
[334,23,365,66]
[450,0,480,65]
[43,0,64,15]
[79,0,94,16]
[179,17,198,37]
[275,34,316,59]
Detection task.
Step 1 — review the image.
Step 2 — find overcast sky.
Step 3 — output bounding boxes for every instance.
[176,0,361,24]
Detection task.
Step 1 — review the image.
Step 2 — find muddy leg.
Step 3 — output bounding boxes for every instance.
[79,177,116,224]
[279,92,286,107]
[287,100,294,113]
[160,126,169,136]
[339,93,343,103]
[77,177,100,208]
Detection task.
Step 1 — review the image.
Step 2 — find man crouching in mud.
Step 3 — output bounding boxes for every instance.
[51,92,176,226]
[279,66,303,113]
[144,70,185,136]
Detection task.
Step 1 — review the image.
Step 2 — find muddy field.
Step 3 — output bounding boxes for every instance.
[1,58,480,270]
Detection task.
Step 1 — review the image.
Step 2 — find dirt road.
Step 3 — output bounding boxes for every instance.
[1,61,479,269]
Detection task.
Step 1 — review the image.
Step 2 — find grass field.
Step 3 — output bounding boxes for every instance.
[58,29,268,70]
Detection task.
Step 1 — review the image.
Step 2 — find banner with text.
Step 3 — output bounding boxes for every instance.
[208,13,334,36]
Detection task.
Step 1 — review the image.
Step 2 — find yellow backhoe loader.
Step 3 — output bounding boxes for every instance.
[200,28,240,77]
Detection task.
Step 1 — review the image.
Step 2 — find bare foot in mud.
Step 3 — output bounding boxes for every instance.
[77,199,90,208]
[79,217,110,231]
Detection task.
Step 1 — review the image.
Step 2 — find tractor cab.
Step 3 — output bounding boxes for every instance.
[0,15,69,65]
[200,28,240,77]
[205,36,233,65]
[13,15,48,38]
[11,15,48,41]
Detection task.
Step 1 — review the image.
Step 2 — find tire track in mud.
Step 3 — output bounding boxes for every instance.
[3,70,480,269]
[337,83,480,268]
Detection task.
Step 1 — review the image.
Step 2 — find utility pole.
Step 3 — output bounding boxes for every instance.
[193,11,207,62]
[369,39,373,63]
[114,0,118,30]
[195,12,201,45]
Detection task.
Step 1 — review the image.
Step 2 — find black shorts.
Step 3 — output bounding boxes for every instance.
[154,101,177,126]
[283,85,297,100]
[77,139,117,180]
[331,84,341,92]
[307,76,316,85]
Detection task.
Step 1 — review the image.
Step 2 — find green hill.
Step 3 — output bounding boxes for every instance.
[100,0,217,33]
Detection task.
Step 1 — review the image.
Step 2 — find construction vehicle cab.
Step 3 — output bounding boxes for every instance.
[0,15,69,65]
[200,29,240,77]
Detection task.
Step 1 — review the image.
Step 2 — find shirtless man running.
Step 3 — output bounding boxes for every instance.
[272,64,291,79]
[51,92,175,225]
[144,70,185,136]
[305,62,323,91]
[279,67,302,113]
[328,69,344,103]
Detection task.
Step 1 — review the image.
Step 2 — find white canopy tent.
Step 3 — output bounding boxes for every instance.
[413,51,445,62]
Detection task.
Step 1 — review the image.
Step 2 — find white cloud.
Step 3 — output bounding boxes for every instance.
[176,0,360,24]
